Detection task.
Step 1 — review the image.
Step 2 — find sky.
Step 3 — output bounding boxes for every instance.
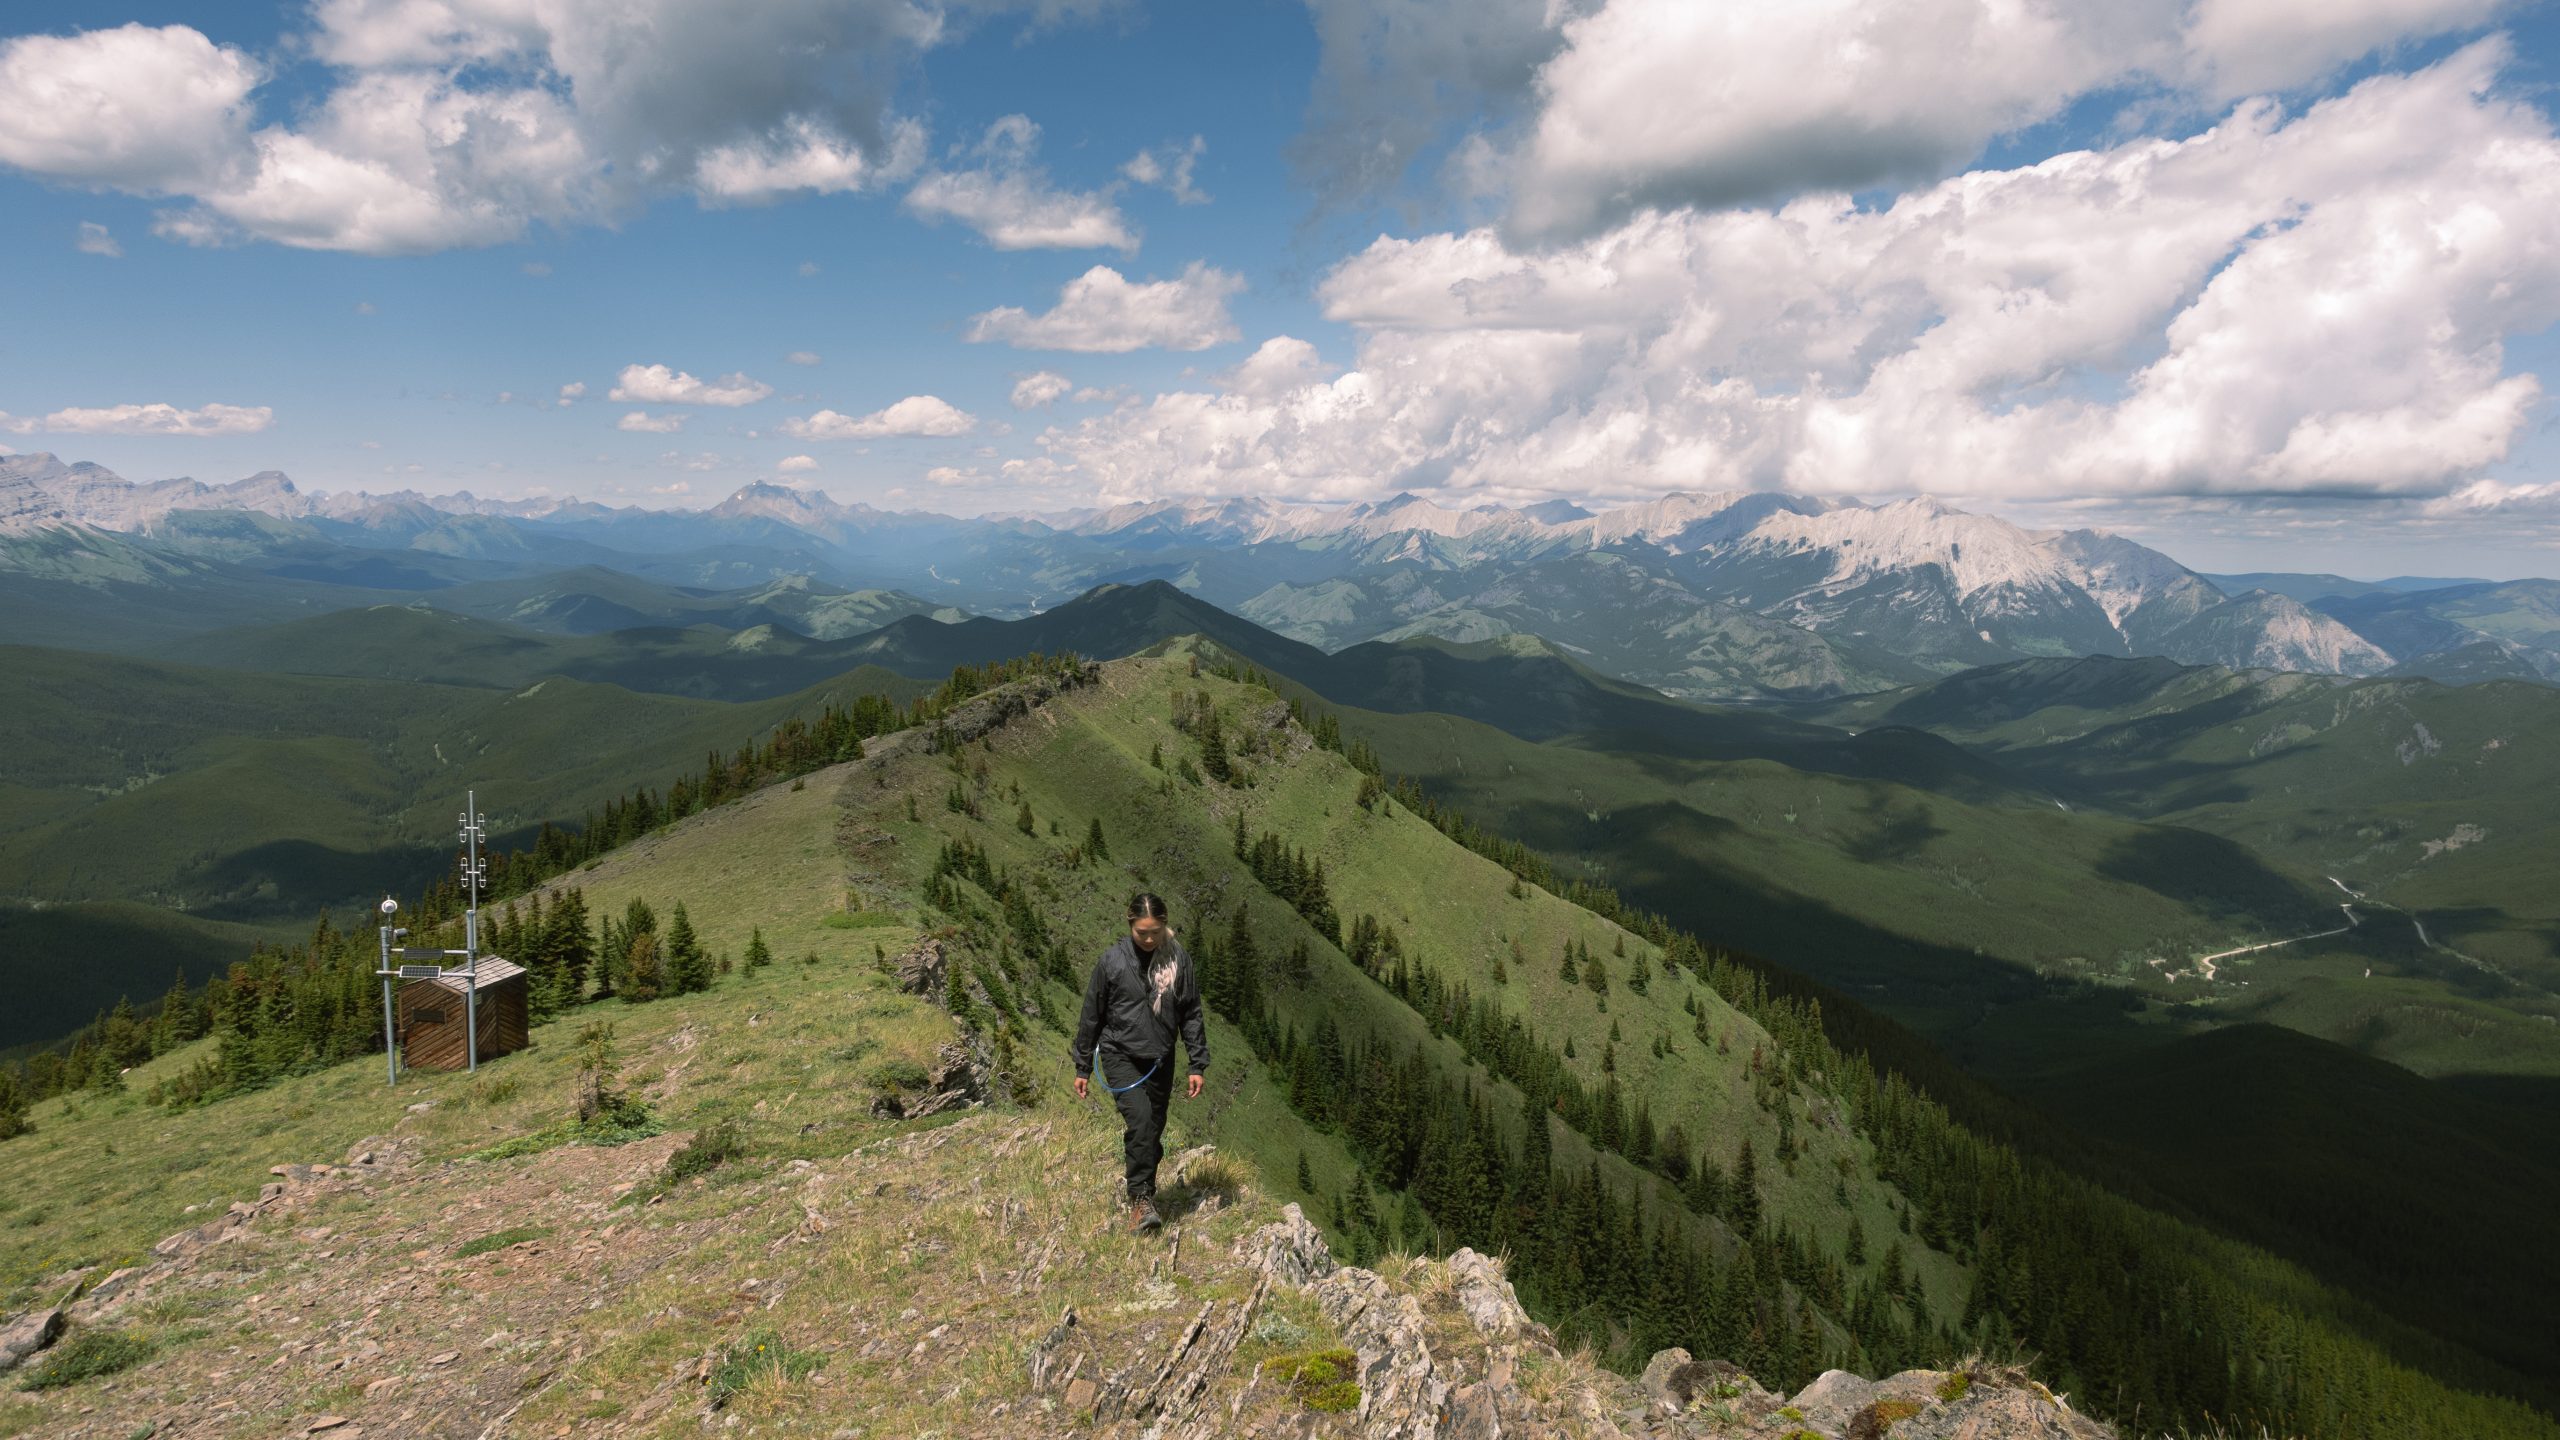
[4,0,2560,579]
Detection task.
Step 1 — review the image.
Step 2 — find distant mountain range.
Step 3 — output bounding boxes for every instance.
[6,451,2554,696]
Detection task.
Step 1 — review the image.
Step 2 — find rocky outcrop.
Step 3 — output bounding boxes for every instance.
[1235,1201,1336,1286]
[0,1306,63,1374]
[890,937,948,997]
[1312,1266,1450,1438]
[1231,1203,2115,1440]
[866,1040,985,1119]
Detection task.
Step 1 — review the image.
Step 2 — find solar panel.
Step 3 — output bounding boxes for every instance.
[398,964,445,979]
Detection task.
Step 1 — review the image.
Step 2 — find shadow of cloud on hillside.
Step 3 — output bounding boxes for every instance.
[185,837,450,921]
[1841,798,1946,864]
[2092,824,2321,923]
[1493,795,2050,1008]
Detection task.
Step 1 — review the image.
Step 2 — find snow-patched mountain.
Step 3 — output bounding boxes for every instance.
[1210,492,2390,682]
[0,453,2455,684]
[1570,495,2377,678]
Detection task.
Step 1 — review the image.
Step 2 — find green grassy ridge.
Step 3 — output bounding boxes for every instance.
[546,645,1963,1381]
[833,643,2554,1429]
[805,645,1972,1371]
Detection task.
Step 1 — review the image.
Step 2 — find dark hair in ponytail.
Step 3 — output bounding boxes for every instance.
[1127,892,1169,923]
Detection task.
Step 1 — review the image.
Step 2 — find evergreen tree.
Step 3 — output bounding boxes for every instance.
[101,996,150,1070]
[1730,1138,1763,1240]
[1086,816,1110,861]
[1016,800,1036,835]
[550,888,595,999]
[1559,944,1579,984]
[622,931,664,1003]
[1199,703,1232,784]
[664,904,713,994]
[743,927,774,970]
[1296,1150,1314,1194]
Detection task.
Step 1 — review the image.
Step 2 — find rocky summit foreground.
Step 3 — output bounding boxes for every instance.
[4,1085,2109,1439]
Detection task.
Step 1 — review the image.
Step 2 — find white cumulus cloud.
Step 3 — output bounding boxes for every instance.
[966,262,1243,352]
[1010,371,1074,408]
[778,454,820,472]
[783,394,977,439]
[75,222,122,257]
[1220,337,1334,398]
[609,364,773,407]
[1286,0,2515,243]
[0,5,1112,254]
[1033,46,2560,509]
[617,410,686,433]
[1122,135,1208,204]
[0,24,260,190]
[903,115,1136,251]
[12,402,273,437]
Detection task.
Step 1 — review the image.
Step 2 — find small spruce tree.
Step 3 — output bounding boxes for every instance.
[743,927,773,970]
[622,931,664,1002]
[664,904,712,994]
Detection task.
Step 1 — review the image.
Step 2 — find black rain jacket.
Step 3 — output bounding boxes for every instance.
[1070,932,1209,1078]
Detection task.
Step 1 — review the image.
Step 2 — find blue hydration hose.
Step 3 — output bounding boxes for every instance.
[1104,1055,1161,1093]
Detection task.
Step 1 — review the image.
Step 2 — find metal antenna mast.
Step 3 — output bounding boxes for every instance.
[459,789,485,1074]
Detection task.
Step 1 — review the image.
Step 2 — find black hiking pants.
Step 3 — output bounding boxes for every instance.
[1099,1047,1174,1201]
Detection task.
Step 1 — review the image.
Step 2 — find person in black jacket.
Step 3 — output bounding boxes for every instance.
[1071,892,1208,1233]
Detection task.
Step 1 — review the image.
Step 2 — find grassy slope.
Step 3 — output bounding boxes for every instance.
[4,648,2550,1436]
[1289,694,2324,1081]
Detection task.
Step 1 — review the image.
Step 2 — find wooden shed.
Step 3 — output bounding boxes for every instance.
[397,958,529,1071]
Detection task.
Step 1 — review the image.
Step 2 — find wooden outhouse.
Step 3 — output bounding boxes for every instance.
[396,958,529,1071]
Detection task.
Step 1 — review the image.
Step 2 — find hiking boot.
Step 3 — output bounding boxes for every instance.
[1130,1198,1162,1234]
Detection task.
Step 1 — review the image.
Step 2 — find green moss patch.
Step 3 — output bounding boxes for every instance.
[1259,1347,1361,1413]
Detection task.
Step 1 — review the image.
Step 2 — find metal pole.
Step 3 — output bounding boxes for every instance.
[379,923,398,1086]
[463,789,481,1075]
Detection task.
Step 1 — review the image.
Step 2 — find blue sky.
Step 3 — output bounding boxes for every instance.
[5,0,2560,578]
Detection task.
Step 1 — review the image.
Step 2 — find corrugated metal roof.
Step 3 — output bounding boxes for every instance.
[401,957,525,995]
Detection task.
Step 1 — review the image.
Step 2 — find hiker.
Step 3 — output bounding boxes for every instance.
[1071,892,1208,1233]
